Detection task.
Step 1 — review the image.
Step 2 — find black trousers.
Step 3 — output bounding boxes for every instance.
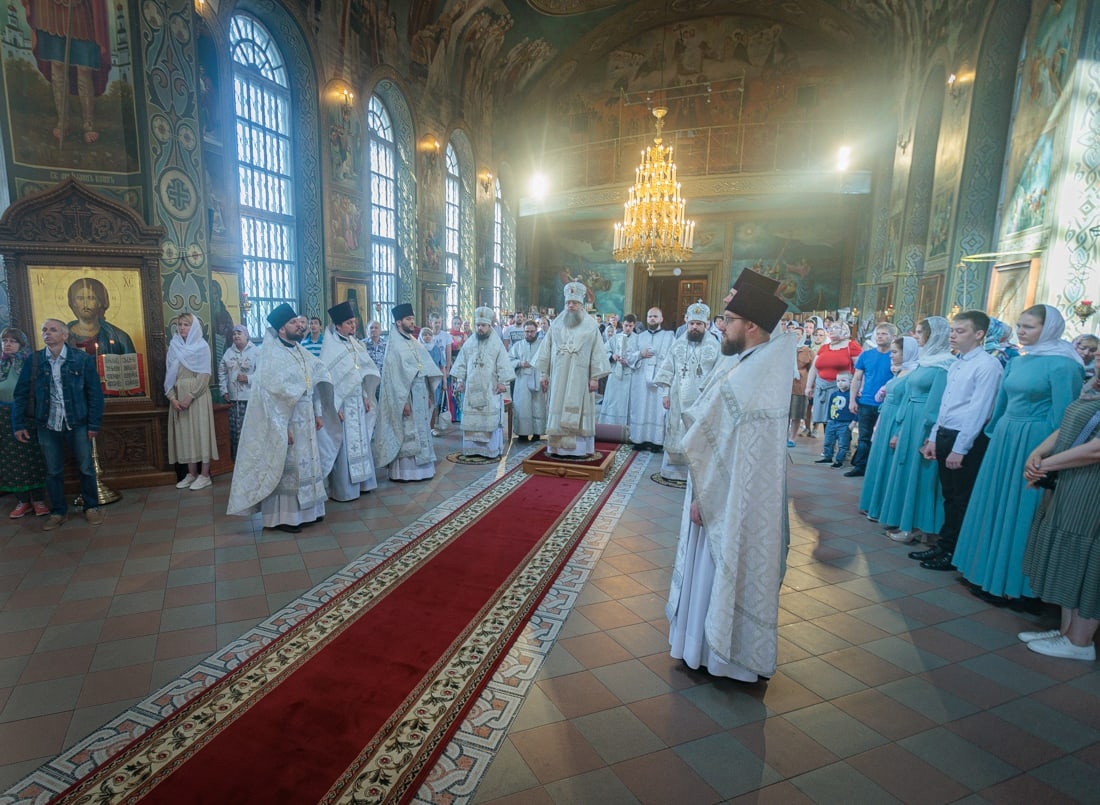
[934,428,989,554]
[853,403,880,470]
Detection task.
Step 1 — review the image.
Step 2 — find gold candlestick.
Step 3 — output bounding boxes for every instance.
[72,436,121,507]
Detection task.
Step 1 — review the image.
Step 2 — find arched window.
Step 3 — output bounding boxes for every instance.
[492,178,503,312]
[444,143,460,324]
[367,95,398,314]
[230,14,296,334]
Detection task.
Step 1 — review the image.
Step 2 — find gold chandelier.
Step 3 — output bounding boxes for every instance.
[613,106,695,274]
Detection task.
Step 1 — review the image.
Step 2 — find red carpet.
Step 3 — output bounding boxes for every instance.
[59,446,633,804]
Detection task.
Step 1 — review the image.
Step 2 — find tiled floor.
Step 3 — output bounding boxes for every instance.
[1,431,1098,803]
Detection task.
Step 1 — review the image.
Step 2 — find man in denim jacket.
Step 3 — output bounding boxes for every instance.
[12,318,105,530]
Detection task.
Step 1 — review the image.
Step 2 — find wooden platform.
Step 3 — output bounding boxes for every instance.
[521,444,617,481]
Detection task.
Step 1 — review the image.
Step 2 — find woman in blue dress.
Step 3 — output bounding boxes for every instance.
[953,304,1085,599]
[861,336,917,521]
[879,317,956,543]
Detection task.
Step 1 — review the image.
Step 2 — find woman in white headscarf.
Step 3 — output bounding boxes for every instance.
[167,313,219,491]
[805,320,862,437]
[860,335,919,522]
[877,317,957,543]
[954,304,1085,602]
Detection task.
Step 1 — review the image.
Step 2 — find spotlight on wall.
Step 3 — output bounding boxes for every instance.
[836,146,851,172]
[528,172,549,200]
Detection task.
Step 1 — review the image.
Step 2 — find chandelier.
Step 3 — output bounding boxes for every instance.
[613,106,695,275]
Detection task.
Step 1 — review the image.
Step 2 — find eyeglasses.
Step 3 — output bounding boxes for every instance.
[724,316,747,323]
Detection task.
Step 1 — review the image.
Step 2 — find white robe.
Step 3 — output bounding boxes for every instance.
[227,329,339,527]
[373,325,443,480]
[598,331,639,427]
[451,334,516,458]
[318,328,381,501]
[509,338,547,437]
[654,335,721,480]
[533,314,610,456]
[629,329,675,444]
[666,333,798,680]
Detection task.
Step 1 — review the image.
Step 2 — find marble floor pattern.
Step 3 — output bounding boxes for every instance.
[1,430,1098,803]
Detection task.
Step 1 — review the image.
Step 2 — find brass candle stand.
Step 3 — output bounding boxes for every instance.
[72,436,121,507]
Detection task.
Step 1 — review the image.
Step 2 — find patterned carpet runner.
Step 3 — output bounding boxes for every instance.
[56,445,635,804]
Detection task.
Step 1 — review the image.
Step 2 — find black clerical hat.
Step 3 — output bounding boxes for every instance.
[392,302,414,321]
[328,301,355,325]
[732,268,781,295]
[725,284,788,332]
[267,302,297,331]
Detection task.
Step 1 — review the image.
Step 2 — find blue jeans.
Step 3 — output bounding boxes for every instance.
[823,420,852,462]
[853,403,880,470]
[37,426,98,515]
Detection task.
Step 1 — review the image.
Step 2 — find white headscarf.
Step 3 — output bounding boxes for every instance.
[165,315,212,393]
[917,316,956,368]
[826,321,852,350]
[1019,305,1084,364]
[899,335,920,374]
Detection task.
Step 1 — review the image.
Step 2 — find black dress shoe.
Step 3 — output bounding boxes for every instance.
[831,461,844,468]
[920,553,955,571]
[273,523,302,534]
[844,468,865,477]
[908,545,943,561]
[814,458,833,464]
[632,443,647,451]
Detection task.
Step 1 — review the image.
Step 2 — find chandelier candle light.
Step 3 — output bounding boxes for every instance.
[613,107,695,274]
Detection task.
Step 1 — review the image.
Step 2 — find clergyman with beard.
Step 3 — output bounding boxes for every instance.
[666,274,798,681]
[534,281,610,458]
[451,306,516,458]
[509,320,547,441]
[654,301,720,482]
[373,303,443,481]
[227,303,339,533]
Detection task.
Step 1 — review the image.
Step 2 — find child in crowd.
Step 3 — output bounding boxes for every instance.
[816,372,857,468]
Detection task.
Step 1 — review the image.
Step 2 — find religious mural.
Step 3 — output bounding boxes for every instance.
[729,217,844,312]
[1002,0,1082,237]
[0,0,141,190]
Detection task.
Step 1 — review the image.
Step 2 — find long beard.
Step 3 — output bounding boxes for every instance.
[476,331,490,341]
[721,336,741,356]
[564,309,583,328]
[686,330,704,343]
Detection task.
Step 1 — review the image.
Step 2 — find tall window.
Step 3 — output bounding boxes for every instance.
[492,178,503,313]
[367,95,397,315]
[230,15,295,336]
[444,143,460,324]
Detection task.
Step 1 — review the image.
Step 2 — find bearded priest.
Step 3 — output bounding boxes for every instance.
[654,301,721,482]
[534,281,610,458]
[227,303,339,533]
[373,303,443,481]
[451,306,516,458]
[317,301,381,501]
[666,276,797,682]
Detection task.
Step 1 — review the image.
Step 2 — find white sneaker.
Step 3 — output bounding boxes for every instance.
[176,474,196,489]
[1026,635,1096,661]
[1017,628,1063,643]
[189,475,212,491]
[887,530,917,544]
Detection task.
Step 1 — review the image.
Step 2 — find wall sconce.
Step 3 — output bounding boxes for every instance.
[341,88,354,114]
[479,170,493,194]
[420,135,440,166]
[896,131,911,154]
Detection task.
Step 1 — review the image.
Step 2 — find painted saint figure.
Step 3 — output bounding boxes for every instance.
[65,277,137,356]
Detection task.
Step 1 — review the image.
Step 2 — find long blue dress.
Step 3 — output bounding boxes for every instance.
[954,354,1085,597]
[859,373,908,520]
[877,364,948,533]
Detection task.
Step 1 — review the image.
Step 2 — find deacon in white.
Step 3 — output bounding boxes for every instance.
[227,303,340,534]
[630,307,676,450]
[534,281,610,457]
[373,303,444,481]
[508,320,547,441]
[597,313,639,428]
[667,278,796,681]
[317,301,381,501]
[452,307,516,458]
[218,324,259,461]
[654,302,720,481]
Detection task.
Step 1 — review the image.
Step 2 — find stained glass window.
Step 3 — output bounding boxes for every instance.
[367,95,397,316]
[230,14,295,336]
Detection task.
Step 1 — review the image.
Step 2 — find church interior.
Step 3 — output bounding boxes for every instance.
[0,0,1099,801]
